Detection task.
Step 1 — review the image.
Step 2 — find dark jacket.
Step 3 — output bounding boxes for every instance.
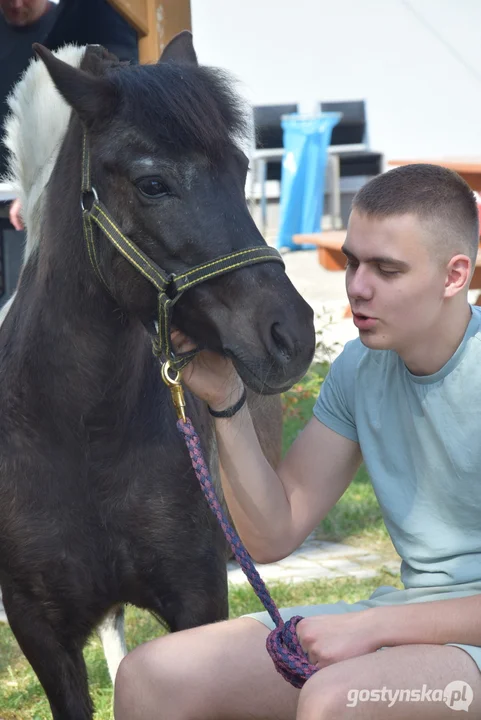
[0,0,138,178]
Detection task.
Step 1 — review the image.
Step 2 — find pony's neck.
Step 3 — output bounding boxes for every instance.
[6,125,156,431]
[9,258,152,430]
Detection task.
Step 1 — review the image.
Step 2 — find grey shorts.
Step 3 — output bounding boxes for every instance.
[242,583,481,672]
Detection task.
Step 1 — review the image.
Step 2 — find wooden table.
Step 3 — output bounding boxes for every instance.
[388,158,481,192]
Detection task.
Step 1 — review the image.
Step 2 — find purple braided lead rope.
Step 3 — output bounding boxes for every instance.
[177,417,319,689]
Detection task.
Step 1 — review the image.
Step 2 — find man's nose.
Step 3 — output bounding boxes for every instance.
[346,266,374,301]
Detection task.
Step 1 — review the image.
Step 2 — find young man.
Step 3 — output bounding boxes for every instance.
[114,164,481,719]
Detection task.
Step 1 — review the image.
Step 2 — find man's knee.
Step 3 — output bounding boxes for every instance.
[297,664,353,720]
[114,642,177,720]
[114,648,147,720]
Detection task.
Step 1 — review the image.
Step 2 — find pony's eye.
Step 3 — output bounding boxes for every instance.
[136,177,170,198]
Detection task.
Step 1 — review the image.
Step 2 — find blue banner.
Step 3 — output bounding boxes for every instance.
[277,112,342,251]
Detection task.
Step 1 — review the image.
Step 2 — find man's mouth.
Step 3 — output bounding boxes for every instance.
[353,311,372,319]
[352,313,377,330]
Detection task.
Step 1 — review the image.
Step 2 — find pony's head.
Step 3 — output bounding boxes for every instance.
[33,33,315,393]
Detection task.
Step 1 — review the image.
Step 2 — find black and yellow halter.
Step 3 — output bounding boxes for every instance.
[80,132,284,403]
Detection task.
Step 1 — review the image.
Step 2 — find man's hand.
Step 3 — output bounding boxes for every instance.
[171,329,244,412]
[296,609,385,669]
[9,198,24,231]
[297,595,481,661]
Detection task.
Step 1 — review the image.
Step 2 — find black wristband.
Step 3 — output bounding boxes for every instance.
[208,387,247,418]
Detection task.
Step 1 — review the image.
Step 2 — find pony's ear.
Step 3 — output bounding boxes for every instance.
[158,30,198,65]
[32,43,118,127]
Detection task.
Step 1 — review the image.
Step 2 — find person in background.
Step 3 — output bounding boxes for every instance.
[0,0,59,213]
[1,0,138,230]
[46,0,138,65]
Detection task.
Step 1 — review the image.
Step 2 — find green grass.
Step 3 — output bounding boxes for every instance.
[227,570,403,618]
[0,360,400,719]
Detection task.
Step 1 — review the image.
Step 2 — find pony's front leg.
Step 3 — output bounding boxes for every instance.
[97,605,127,685]
[2,581,94,720]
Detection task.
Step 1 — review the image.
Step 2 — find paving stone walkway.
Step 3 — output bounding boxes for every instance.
[227,533,399,586]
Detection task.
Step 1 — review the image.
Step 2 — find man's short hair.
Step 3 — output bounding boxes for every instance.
[352,164,480,268]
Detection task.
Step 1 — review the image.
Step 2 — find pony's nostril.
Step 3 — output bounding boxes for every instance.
[270,322,293,363]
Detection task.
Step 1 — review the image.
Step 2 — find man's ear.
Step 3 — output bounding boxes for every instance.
[444,254,472,297]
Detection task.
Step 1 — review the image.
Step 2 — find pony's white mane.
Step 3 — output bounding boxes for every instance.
[0,44,87,323]
[3,44,86,248]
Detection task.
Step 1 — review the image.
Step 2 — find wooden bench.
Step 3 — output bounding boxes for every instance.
[292,230,346,270]
[292,230,351,317]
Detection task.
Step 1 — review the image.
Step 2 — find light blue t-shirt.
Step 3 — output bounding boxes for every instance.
[314,305,481,590]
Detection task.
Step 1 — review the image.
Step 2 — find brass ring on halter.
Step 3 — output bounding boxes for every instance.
[161,359,181,387]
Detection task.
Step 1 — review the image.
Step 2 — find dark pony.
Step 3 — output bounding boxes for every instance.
[0,32,315,719]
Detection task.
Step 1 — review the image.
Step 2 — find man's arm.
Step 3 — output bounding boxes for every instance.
[296,595,481,668]
[172,332,361,564]
[216,407,361,564]
[375,594,481,648]
[9,198,24,231]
